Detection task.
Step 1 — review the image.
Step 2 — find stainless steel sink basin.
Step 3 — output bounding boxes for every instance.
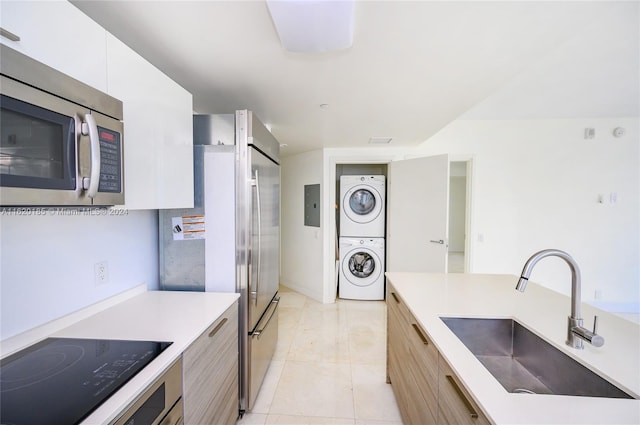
[440,317,635,399]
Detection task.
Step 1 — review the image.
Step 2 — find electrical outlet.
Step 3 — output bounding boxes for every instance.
[594,289,603,300]
[94,261,108,285]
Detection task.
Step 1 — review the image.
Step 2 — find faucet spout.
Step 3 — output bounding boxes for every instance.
[515,249,604,349]
[517,249,581,318]
[515,276,529,292]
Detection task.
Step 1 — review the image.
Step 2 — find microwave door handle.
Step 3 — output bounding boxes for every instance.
[81,113,101,198]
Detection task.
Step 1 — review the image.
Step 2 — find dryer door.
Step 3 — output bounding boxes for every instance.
[343,184,384,224]
[349,188,376,215]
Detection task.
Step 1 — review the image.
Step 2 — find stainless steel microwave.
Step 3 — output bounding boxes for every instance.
[0,45,124,206]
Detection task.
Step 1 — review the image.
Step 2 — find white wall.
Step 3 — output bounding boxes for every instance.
[415,118,639,307]
[0,210,159,339]
[281,150,325,302]
[282,118,638,309]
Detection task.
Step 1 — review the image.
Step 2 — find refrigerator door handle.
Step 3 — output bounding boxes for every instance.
[252,296,279,339]
[250,169,262,307]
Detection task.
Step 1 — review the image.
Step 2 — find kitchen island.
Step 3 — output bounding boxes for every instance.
[0,288,239,425]
[386,272,640,424]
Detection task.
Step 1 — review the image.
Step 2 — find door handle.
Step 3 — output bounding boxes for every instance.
[252,296,279,339]
[430,239,444,244]
[81,113,101,199]
[250,169,262,307]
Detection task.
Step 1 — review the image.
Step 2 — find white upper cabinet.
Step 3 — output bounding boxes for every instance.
[0,1,108,92]
[1,1,194,210]
[105,33,194,210]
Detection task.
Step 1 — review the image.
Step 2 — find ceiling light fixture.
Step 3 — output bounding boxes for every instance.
[368,137,392,145]
[266,0,355,53]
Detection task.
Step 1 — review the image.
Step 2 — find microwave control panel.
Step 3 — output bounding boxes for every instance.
[97,127,122,193]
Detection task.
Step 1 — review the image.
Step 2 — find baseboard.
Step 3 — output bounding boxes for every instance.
[279,278,323,304]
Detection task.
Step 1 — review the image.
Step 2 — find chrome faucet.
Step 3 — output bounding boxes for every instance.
[515,249,604,349]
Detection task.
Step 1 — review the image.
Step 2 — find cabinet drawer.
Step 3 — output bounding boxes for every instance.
[387,284,415,327]
[183,302,239,425]
[389,343,437,424]
[388,284,438,413]
[405,322,438,419]
[387,313,409,424]
[438,353,490,425]
[387,288,437,424]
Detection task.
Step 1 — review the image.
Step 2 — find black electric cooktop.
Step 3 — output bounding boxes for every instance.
[0,337,172,425]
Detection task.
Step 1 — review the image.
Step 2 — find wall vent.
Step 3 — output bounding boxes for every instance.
[368,137,392,144]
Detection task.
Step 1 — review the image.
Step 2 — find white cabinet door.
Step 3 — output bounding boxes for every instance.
[105,33,194,210]
[0,1,108,91]
[387,154,450,272]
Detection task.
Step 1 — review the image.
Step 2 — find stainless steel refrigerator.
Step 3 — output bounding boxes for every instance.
[159,110,280,414]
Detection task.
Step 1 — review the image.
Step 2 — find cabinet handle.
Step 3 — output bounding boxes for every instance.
[446,375,479,419]
[411,323,429,345]
[390,292,400,303]
[208,317,228,338]
[159,413,183,425]
[0,27,20,42]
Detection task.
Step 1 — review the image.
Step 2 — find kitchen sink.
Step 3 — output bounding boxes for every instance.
[440,317,635,399]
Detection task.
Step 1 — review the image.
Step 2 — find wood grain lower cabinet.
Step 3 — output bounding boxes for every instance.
[182,301,239,425]
[386,283,490,425]
[387,286,437,424]
[438,354,490,425]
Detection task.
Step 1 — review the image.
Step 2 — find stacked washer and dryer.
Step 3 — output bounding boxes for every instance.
[338,175,386,300]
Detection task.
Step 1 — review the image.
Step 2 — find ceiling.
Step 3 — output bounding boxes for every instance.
[71,1,639,157]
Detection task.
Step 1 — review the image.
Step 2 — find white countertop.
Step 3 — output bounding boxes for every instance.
[385,272,640,425]
[1,289,239,425]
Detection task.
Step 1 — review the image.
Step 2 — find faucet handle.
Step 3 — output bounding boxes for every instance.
[590,315,605,347]
[570,315,605,348]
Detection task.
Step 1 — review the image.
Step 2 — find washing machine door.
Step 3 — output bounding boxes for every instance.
[343,184,383,225]
[342,247,382,286]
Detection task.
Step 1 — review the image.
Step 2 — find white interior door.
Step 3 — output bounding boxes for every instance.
[387,154,449,272]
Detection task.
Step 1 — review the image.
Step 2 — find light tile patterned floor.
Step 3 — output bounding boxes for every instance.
[237,286,403,425]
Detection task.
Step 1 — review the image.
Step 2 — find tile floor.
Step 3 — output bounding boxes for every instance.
[237,286,403,425]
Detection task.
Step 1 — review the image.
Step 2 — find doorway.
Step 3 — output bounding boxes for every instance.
[335,163,389,299]
[448,160,471,273]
